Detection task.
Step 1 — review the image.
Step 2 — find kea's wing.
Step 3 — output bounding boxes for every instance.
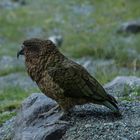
[47,61,114,102]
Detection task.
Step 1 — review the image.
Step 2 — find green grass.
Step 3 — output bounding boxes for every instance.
[0,112,16,126]
[0,0,140,63]
[0,0,140,125]
[0,85,39,125]
[0,87,29,125]
[119,84,140,101]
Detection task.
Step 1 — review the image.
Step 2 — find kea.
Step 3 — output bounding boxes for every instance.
[17,38,119,116]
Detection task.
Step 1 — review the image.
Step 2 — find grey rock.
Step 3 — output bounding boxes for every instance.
[0,0,19,9]
[0,56,24,73]
[13,93,68,140]
[54,14,65,24]
[0,73,37,91]
[104,76,140,98]
[48,35,63,47]
[11,0,26,5]
[72,4,93,16]
[76,57,115,75]
[62,101,140,140]
[0,117,15,140]
[1,76,140,140]
[76,57,140,77]
[0,37,6,44]
[2,97,140,140]
[117,21,140,34]
[24,27,45,38]
[0,56,38,91]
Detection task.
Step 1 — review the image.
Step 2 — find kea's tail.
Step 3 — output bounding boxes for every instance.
[102,94,119,113]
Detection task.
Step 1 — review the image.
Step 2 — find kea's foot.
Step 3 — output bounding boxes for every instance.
[44,120,69,127]
[39,111,70,127]
[38,104,60,118]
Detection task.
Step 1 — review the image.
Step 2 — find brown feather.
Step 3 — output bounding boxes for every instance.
[20,38,119,113]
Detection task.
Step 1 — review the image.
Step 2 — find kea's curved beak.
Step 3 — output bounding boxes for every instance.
[17,48,24,59]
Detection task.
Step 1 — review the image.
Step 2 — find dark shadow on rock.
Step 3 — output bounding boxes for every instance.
[73,110,122,120]
[11,0,26,5]
[117,21,140,34]
[63,101,140,140]
[13,93,69,140]
[64,105,122,125]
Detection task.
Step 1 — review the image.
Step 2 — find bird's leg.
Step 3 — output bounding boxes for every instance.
[38,104,60,118]
[44,111,69,127]
[45,120,69,127]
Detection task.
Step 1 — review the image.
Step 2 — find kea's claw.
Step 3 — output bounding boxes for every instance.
[38,105,59,118]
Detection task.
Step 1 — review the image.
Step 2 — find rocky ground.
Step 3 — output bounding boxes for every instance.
[63,101,140,140]
[0,0,140,140]
[0,75,140,140]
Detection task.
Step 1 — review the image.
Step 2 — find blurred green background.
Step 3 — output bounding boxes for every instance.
[0,0,140,125]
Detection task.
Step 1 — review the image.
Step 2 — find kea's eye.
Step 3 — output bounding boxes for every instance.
[28,46,40,53]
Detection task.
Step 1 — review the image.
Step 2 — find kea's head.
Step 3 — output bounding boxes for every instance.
[17,38,56,60]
